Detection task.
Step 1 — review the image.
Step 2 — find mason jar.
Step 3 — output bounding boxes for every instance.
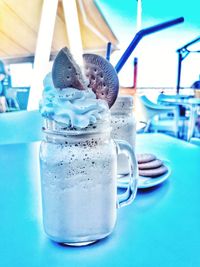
[111,95,136,175]
[39,118,138,246]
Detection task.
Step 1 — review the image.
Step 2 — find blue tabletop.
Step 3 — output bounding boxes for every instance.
[0,133,200,267]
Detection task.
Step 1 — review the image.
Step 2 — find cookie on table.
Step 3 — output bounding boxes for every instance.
[137,153,156,164]
[138,159,163,170]
[139,165,168,178]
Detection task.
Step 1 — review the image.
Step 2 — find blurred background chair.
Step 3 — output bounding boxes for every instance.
[189,137,200,146]
[157,93,193,139]
[157,93,187,102]
[0,96,8,113]
[5,88,20,111]
[15,87,30,110]
[186,98,200,141]
[157,93,190,117]
[157,93,200,141]
[136,121,148,133]
[135,95,179,137]
[0,110,43,144]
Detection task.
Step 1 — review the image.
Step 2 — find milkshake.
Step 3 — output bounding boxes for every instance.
[40,123,118,244]
[39,48,138,245]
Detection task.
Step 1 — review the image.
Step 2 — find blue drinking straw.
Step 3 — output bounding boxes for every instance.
[106,42,112,61]
[115,17,184,73]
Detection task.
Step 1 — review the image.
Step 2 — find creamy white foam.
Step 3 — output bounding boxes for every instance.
[39,73,109,129]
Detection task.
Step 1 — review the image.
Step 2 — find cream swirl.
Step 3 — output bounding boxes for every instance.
[40,73,109,129]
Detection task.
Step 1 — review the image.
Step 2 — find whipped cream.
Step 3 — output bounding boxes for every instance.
[40,73,109,129]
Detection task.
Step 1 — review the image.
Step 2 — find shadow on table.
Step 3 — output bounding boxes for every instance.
[48,233,115,254]
[135,179,171,211]
[54,236,110,249]
[138,179,170,193]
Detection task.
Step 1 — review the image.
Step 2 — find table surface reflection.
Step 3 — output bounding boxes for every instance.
[0,133,200,267]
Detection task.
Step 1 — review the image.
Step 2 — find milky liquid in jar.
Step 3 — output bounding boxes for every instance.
[111,95,136,175]
[40,120,117,245]
[39,118,138,246]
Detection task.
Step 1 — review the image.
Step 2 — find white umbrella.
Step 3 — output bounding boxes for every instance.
[0,0,118,110]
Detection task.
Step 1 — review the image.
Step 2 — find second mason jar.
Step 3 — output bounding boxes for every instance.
[111,95,136,175]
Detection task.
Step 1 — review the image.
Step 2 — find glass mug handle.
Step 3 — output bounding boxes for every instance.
[115,140,138,208]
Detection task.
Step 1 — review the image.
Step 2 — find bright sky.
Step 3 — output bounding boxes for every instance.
[96,0,200,88]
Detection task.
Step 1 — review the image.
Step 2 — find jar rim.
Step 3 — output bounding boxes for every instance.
[42,118,111,136]
[111,95,134,113]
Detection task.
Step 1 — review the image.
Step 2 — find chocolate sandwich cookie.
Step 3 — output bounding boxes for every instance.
[139,165,168,178]
[138,159,163,170]
[137,153,157,164]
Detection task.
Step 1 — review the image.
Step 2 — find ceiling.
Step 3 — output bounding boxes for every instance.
[0,0,118,63]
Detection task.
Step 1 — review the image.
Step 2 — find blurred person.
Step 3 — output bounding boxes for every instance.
[0,60,20,111]
[0,60,6,96]
[0,60,7,112]
[191,80,200,89]
[191,76,200,99]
